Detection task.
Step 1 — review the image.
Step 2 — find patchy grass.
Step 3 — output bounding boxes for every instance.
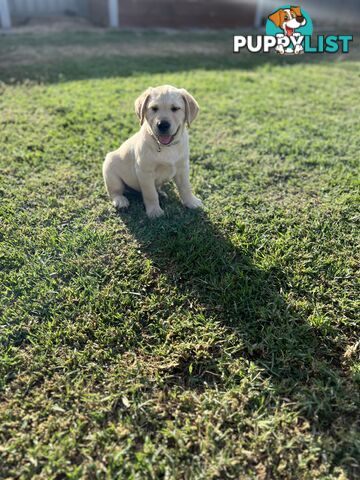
[0,30,359,479]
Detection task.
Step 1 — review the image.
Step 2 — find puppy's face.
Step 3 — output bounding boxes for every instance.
[135,85,199,146]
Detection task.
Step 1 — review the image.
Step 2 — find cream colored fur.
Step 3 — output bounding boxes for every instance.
[103,85,202,218]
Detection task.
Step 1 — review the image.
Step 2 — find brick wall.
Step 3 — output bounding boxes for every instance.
[88,0,256,28]
[88,0,109,27]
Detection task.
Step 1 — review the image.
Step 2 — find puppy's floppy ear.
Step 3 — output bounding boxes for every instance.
[134,87,152,125]
[290,6,302,17]
[268,9,284,27]
[179,89,200,127]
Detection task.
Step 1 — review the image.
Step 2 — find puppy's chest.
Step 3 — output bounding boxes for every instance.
[154,162,177,185]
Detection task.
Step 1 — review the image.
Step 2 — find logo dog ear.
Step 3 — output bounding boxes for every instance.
[268,9,283,27]
[179,89,200,127]
[134,87,152,125]
[290,6,302,17]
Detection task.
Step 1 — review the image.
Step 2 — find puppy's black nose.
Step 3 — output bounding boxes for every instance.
[296,15,304,22]
[157,120,171,132]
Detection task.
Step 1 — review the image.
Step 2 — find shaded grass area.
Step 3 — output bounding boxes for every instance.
[1,29,358,83]
[0,31,359,479]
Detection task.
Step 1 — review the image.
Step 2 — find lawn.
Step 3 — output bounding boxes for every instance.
[0,29,359,479]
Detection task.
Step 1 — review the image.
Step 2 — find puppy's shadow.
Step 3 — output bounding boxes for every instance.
[118,189,317,383]
[116,190,359,470]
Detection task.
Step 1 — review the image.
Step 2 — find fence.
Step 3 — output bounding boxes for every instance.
[9,0,88,17]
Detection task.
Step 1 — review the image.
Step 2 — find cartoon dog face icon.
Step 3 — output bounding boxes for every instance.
[268,6,306,36]
[268,6,307,54]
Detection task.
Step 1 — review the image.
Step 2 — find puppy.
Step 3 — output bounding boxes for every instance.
[268,6,306,54]
[103,85,202,218]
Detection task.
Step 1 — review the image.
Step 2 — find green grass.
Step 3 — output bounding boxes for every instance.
[0,30,359,479]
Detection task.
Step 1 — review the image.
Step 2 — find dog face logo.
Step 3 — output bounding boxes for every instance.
[268,6,306,36]
[266,5,312,55]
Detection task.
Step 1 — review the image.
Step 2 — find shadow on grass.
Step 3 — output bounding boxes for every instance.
[1,29,358,84]
[0,51,341,85]
[117,188,359,477]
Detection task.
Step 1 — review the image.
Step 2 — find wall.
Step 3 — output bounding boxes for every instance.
[9,0,88,18]
[117,0,256,29]
[258,0,360,27]
[88,0,108,27]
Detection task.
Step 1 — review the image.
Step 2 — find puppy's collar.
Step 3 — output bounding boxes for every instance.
[147,126,181,152]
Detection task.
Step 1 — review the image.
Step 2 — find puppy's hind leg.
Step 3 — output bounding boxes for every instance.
[103,156,129,209]
[110,178,130,209]
[157,186,168,199]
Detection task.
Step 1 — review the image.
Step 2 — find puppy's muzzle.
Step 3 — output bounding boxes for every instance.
[156,119,177,145]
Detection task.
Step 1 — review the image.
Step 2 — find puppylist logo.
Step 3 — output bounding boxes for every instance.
[234,5,353,55]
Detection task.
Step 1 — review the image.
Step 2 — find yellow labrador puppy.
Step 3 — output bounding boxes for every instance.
[103,85,202,218]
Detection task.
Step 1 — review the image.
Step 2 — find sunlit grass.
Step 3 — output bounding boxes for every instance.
[0,30,359,479]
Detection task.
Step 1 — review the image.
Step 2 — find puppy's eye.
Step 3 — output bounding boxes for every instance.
[171,106,180,112]
[151,106,158,112]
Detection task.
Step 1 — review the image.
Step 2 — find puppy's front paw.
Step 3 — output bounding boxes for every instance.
[146,205,164,219]
[184,195,203,209]
[113,195,129,209]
